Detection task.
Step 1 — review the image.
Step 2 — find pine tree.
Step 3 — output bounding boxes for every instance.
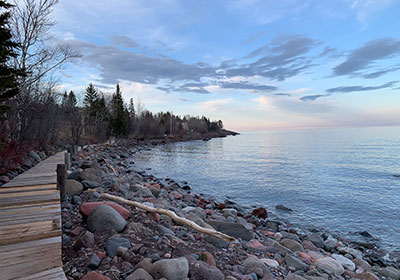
[0,1,24,121]
[83,83,98,116]
[67,90,77,107]
[109,84,127,135]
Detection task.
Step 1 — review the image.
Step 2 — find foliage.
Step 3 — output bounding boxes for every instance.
[0,0,24,121]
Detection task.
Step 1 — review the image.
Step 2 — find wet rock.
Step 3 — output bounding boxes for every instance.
[285,273,307,280]
[29,150,41,162]
[65,179,83,196]
[158,224,175,236]
[276,205,293,212]
[206,235,229,248]
[80,167,102,182]
[332,253,355,271]
[74,231,95,249]
[281,238,305,252]
[285,254,309,271]
[260,258,279,268]
[186,256,224,280]
[71,195,82,205]
[136,186,155,198]
[81,161,94,169]
[62,235,72,247]
[105,237,131,257]
[372,266,400,280]
[302,240,319,251]
[208,221,253,241]
[273,241,293,254]
[81,180,102,189]
[87,204,127,233]
[0,175,10,184]
[87,254,101,269]
[126,268,154,280]
[307,233,325,249]
[315,257,344,276]
[338,247,363,260]
[67,169,82,180]
[38,151,47,160]
[353,258,371,271]
[82,271,111,280]
[251,207,268,219]
[80,201,130,219]
[150,257,189,280]
[355,271,380,280]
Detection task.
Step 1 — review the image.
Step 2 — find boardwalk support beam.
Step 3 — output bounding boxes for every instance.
[56,164,66,202]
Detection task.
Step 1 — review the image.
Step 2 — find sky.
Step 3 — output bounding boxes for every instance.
[51,0,400,131]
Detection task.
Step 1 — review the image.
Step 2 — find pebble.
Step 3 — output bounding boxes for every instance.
[150,257,189,280]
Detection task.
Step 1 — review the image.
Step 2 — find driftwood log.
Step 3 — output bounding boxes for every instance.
[94,192,237,243]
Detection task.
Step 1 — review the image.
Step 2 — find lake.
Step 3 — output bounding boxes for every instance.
[132,126,400,252]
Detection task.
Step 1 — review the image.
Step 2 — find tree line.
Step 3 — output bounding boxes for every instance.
[0,0,224,152]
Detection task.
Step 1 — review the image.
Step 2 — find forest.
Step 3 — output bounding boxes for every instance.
[0,0,227,174]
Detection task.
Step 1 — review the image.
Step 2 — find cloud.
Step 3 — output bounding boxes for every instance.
[242,30,266,45]
[346,0,395,24]
[274,93,291,96]
[299,94,327,101]
[199,98,233,112]
[69,39,214,84]
[229,35,318,81]
[326,81,397,93]
[110,35,138,48]
[219,81,277,92]
[333,38,400,77]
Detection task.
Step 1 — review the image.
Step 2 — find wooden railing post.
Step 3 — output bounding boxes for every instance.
[64,152,71,170]
[57,164,66,202]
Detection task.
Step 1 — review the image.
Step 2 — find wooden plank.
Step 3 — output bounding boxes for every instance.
[0,193,60,207]
[0,152,67,280]
[0,218,61,245]
[0,184,57,192]
[0,189,60,199]
[17,267,67,280]
[0,236,61,252]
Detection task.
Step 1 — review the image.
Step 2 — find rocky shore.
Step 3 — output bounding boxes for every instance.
[61,141,400,280]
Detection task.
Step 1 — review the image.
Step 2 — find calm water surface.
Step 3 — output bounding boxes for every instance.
[133,127,400,251]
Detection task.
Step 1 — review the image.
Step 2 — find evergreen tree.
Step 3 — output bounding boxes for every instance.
[83,83,98,116]
[0,1,24,121]
[109,84,127,135]
[67,90,77,107]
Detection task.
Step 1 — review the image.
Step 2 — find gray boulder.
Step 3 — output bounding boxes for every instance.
[81,180,102,189]
[150,257,189,280]
[280,238,305,252]
[29,150,42,162]
[80,167,102,182]
[185,256,224,280]
[308,233,325,249]
[105,237,131,256]
[285,254,308,271]
[126,268,154,280]
[208,221,253,241]
[65,179,83,196]
[87,204,127,233]
[315,257,344,276]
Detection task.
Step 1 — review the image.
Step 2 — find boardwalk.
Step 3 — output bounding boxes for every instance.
[0,152,67,280]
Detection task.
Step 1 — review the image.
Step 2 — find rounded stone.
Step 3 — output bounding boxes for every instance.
[150,257,189,280]
[87,204,127,233]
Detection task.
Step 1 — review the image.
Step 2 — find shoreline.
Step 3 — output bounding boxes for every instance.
[60,140,400,280]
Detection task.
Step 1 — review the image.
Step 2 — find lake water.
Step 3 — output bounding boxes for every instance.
[133,126,400,251]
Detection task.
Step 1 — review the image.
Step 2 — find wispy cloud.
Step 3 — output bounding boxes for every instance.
[110,35,138,48]
[333,38,400,77]
[300,94,327,101]
[199,98,233,112]
[345,0,395,25]
[326,81,397,93]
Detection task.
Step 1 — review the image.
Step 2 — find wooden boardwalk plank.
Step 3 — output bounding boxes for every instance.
[0,152,67,280]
